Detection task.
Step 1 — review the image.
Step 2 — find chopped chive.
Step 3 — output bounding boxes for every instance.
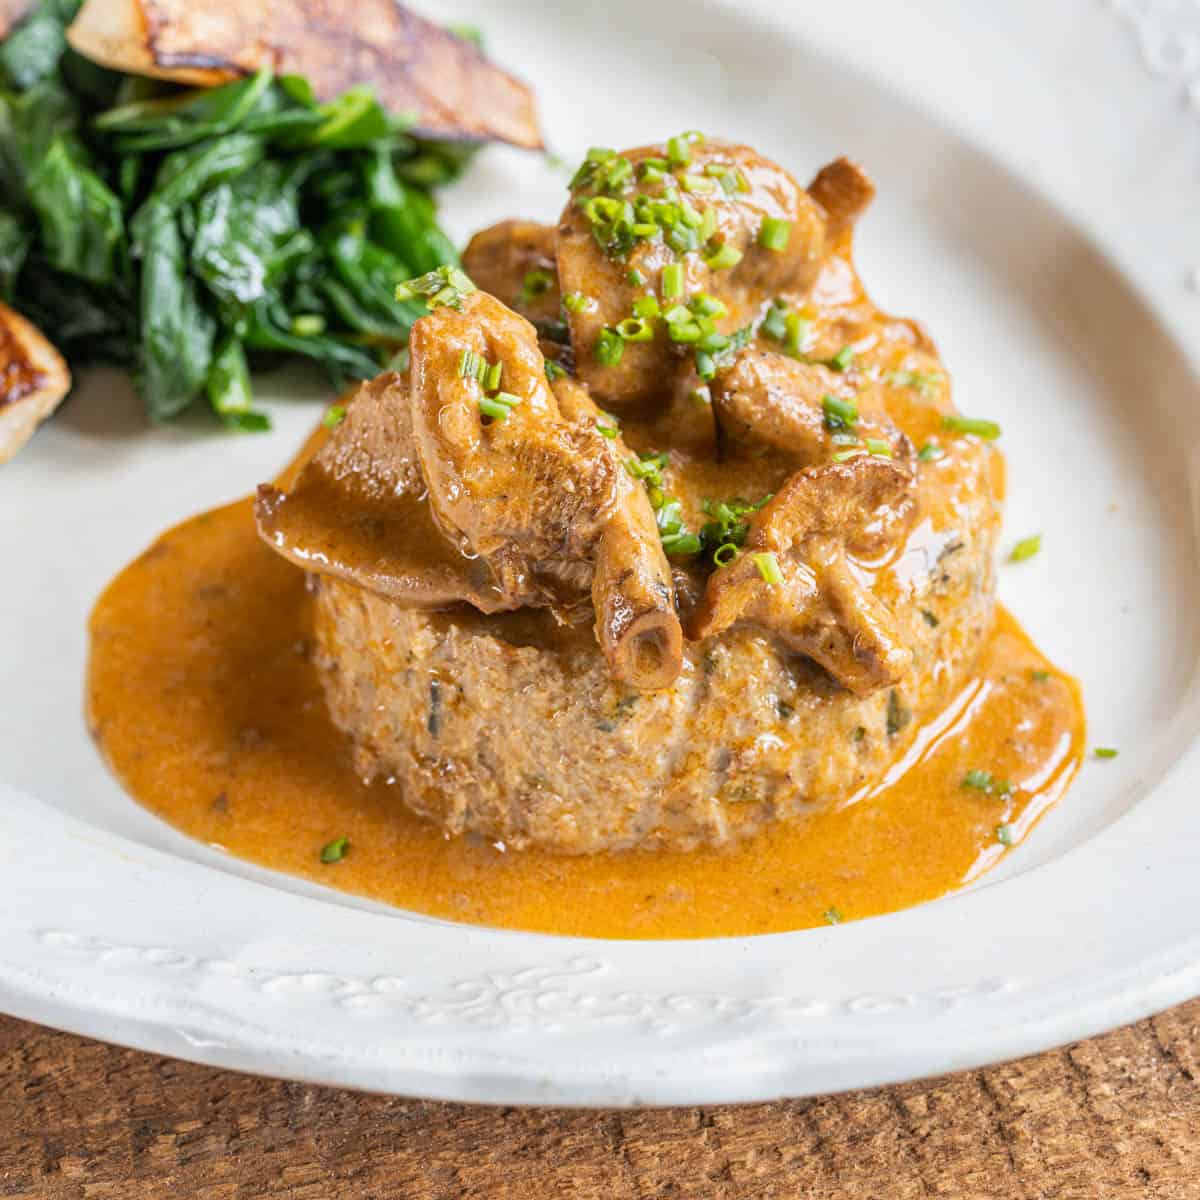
[713,542,739,567]
[996,824,1014,847]
[758,217,792,251]
[320,836,349,863]
[458,348,478,378]
[697,330,731,354]
[483,361,503,391]
[829,345,855,372]
[1094,747,1119,760]
[666,135,692,167]
[703,243,743,271]
[544,360,567,382]
[395,266,476,311]
[667,321,702,344]
[633,296,660,320]
[942,414,1001,440]
[519,269,553,305]
[690,293,727,319]
[563,291,591,313]
[615,317,655,342]
[865,438,892,458]
[689,385,711,407]
[681,173,716,193]
[761,301,788,341]
[823,907,843,925]
[698,207,718,243]
[594,327,625,366]
[627,268,646,287]
[783,312,810,357]
[832,449,859,463]
[821,394,859,430]
[322,405,346,429]
[493,391,522,408]
[596,420,618,439]
[695,349,717,381]
[753,551,783,584]
[917,442,943,462]
[961,769,1013,796]
[478,396,513,420]
[1030,669,1051,683]
[661,262,684,299]
[1010,534,1042,563]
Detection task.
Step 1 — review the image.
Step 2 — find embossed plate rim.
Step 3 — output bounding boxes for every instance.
[2,0,1200,1104]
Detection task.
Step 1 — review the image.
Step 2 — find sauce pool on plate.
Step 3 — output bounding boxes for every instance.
[86,438,1084,940]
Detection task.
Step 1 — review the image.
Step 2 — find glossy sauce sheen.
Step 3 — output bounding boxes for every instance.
[87,460,1085,939]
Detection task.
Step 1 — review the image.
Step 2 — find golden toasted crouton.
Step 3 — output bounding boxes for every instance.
[0,302,71,465]
[66,0,543,149]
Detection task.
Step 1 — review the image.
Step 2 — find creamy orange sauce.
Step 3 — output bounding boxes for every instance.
[86,464,1084,940]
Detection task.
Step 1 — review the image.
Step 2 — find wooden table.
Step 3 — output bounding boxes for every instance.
[3,1001,1199,1199]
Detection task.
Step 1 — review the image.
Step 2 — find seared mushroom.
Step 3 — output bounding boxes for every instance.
[552,377,683,689]
[557,139,827,410]
[690,457,917,695]
[256,373,513,611]
[712,348,915,468]
[409,292,618,589]
[808,157,876,244]
[0,302,72,465]
[462,221,561,325]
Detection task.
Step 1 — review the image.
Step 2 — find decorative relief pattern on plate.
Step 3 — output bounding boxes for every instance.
[34,930,1021,1036]
[1105,0,1200,283]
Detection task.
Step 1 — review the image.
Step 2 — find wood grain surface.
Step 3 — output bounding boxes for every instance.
[3,1002,1199,1199]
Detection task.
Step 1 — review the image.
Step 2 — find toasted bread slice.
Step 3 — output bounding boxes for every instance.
[66,0,542,149]
[0,302,71,465]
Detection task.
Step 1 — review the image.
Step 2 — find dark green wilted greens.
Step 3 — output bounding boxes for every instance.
[0,0,472,428]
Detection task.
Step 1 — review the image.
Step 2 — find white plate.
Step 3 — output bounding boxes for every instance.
[2,0,1199,1106]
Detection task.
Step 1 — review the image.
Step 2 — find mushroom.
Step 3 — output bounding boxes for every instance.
[409,292,682,688]
[556,139,827,411]
[255,372,516,613]
[712,348,915,468]
[551,377,683,690]
[808,157,876,244]
[689,457,918,696]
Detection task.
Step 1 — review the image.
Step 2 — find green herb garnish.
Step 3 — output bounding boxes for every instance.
[996,824,1014,847]
[758,217,792,251]
[1010,534,1042,563]
[395,265,476,310]
[594,326,625,366]
[829,345,855,372]
[519,268,553,306]
[753,552,783,584]
[320,836,350,864]
[942,414,1001,440]
[822,394,859,431]
[961,769,1013,796]
[1094,747,1119,760]
[322,404,346,429]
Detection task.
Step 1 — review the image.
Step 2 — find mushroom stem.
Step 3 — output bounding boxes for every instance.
[592,516,684,691]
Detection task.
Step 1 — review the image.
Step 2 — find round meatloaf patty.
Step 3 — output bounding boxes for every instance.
[310,450,1000,854]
